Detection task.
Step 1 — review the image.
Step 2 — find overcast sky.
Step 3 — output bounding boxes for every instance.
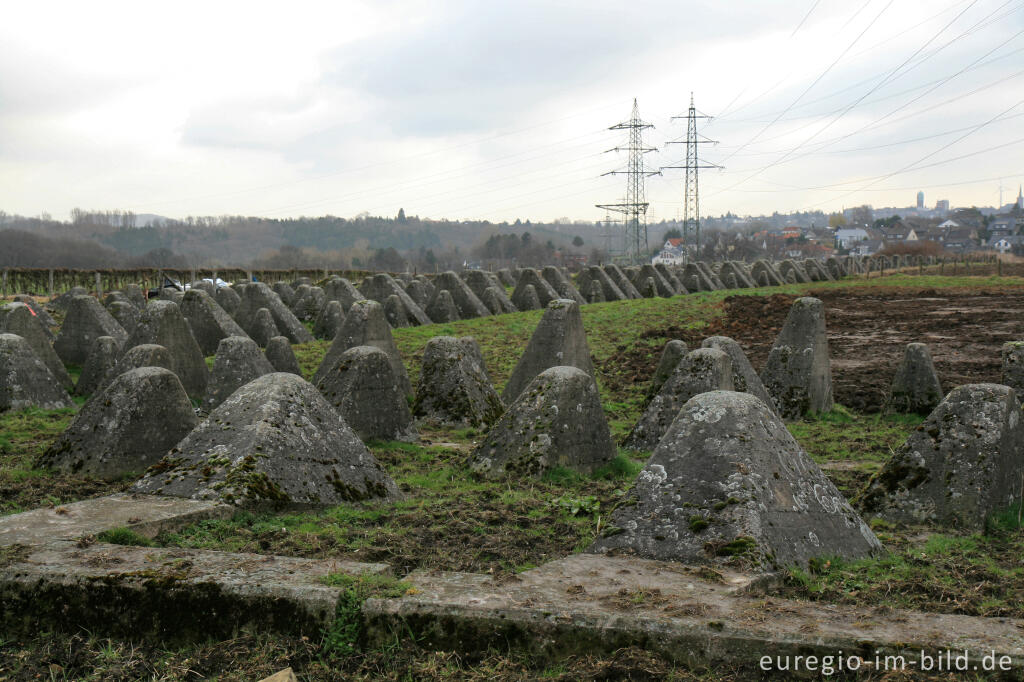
[2,0,1023,224]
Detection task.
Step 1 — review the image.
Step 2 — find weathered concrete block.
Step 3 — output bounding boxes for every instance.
[626,347,734,452]
[760,297,833,419]
[647,340,688,399]
[430,272,490,319]
[316,345,416,442]
[247,307,280,348]
[265,336,303,376]
[0,303,72,390]
[511,270,559,308]
[204,336,275,411]
[413,336,503,427]
[107,300,140,336]
[75,336,121,396]
[701,336,779,416]
[215,285,241,316]
[313,300,411,395]
[54,296,127,366]
[124,300,208,399]
[1000,341,1024,396]
[426,290,461,323]
[472,366,614,478]
[39,367,198,480]
[510,283,542,311]
[133,373,400,506]
[860,383,1024,530]
[180,289,250,357]
[0,333,73,412]
[233,282,313,344]
[313,300,345,341]
[884,343,943,414]
[502,299,594,403]
[593,391,881,569]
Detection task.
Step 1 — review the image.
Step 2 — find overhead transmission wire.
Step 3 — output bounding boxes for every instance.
[124,98,627,213]
[254,127,610,216]
[795,97,1024,208]
[714,0,895,168]
[712,0,1017,128]
[708,0,984,195]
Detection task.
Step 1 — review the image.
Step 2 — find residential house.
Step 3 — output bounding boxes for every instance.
[988,235,1024,254]
[653,238,686,265]
[834,227,869,249]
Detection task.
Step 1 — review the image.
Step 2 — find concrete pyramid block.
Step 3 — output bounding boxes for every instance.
[360,274,431,325]
[107,301,139,336]
[133,373,400,506]
[404,280,430,310]
[701,336,779,416]
[39,367,198,480]
[512,270,559,308]
[265,336,303,376]
[0,302,72,390]
[720,262,755,288]
[75,336,121,396]
[413,336,503,427]
[510,283,541,311]
[0,333,73,412]
[247,308,280,348]
[646,340,688,399]
[462,271,515,313]
[316,345,415,442]
[593,391,881,568]
[760,297,833,419]
[215,285,241,316]
[13,295,57,329]
[313,300,345,340]
[637,277,658,299]
[124,300,208,399]
[313,300,411,395]
[1000,341,1024,397]
[697,261,725,290]
[108,344,175,391]
[233,282,313,344]
[585,280,605,303]
[884,343,943,414]
[626,347,734,452]
[502,299,594,403]
[272,281,297,307]
[860,383,1024,530]
[603,265,642,299]
[181,289,250,357]
[496,268,516,286]
[122,284,147,310]
[204,336,275,410]
[47,287,89,312]
[577,267,626,302]
[542,267,585,304]
[323,277,364,313]
[384,294,411,328]
[54,296,127,366]
[426,290,461,323]
[431,272,490,319]
[751,260,784,287]
[472,366,614,478]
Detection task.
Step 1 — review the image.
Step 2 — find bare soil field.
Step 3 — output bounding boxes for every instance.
[632,287,1024,413]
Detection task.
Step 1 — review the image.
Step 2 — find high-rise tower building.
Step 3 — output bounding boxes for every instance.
[916,191,924,209]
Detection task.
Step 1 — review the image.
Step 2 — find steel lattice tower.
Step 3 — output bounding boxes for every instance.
[664,93,719,258]
[596,99,659,264]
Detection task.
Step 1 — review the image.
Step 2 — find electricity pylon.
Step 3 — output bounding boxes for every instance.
[663,93,720,258]
[596,99,659,264]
